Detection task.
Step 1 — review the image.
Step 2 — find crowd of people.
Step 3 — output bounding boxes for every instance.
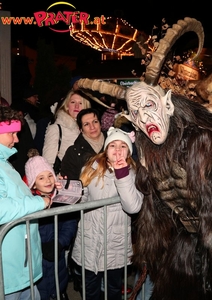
[2,13,212,300]
[0,78,148,300]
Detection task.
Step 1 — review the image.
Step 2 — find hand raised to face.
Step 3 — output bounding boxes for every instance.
[111,150,128,170]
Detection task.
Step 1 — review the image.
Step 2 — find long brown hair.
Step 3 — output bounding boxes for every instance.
[80,146,136,187]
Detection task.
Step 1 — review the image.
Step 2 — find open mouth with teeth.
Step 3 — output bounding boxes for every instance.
[146,124,160,136]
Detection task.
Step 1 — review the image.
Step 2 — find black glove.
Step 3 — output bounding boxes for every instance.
[42,240,63,262]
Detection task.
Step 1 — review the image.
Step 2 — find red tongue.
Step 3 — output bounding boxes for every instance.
[148,127,156,134]
[148,125,157,134]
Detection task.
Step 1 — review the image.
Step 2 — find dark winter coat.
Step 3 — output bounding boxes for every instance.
[21,100,41,123]
[60,132,106,180]
[37,203,77,300]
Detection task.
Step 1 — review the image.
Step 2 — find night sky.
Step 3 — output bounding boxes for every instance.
[1,0,211,55]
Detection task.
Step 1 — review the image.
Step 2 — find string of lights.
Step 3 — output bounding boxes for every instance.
[70,16,143,60]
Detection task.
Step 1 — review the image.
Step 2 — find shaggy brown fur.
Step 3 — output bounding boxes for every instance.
[133,94,212,299]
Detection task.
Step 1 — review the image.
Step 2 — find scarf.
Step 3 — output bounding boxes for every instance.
[82,132,105,153]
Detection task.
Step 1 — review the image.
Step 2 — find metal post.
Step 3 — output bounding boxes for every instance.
[0,10,12,104]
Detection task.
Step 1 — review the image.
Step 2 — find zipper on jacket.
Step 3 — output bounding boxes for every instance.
[24,234,28,267]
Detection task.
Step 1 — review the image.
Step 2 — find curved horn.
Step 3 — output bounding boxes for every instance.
[77,78,127,99]
[145,17,204,86]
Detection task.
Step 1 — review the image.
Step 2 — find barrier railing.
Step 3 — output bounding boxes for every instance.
[0,196,136,300]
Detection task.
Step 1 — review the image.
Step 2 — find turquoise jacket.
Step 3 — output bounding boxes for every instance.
[0,144,45,294]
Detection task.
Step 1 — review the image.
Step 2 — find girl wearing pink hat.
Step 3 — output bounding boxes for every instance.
[25,152,77,300]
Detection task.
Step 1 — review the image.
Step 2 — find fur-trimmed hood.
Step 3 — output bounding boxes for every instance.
[55,110,79,131]
[42,110,80,167]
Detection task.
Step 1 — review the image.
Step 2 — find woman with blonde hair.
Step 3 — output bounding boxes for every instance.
[42,90,91,170]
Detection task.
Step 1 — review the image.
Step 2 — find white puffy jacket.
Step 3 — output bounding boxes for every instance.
[42,110,80,167]
[72,161,143,274]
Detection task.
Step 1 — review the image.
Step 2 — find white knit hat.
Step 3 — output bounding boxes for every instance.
[104,127,133,155]
[25,156,56,189]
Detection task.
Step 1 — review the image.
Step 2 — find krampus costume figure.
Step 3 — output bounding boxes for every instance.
[77,17,212,300]
[127,89,212,300]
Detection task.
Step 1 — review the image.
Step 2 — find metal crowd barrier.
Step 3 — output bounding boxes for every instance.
[0,196,139,300]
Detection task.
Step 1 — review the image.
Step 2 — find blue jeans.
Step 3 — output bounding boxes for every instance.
[85,268,123,300]
[5,285,41,300]
[134,273,153,300]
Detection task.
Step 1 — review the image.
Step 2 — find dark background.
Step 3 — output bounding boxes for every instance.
[2,1,211,108]
[2,0,211,55]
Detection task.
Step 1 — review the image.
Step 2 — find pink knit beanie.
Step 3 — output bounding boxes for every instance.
[25,156,56,189]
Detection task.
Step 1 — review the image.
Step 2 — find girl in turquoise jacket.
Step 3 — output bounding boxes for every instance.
[0,106,51,299]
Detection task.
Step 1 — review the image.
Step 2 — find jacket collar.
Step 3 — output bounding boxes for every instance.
[56,110,79,130]
[0,144,17,161]
[74,133,105,155]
